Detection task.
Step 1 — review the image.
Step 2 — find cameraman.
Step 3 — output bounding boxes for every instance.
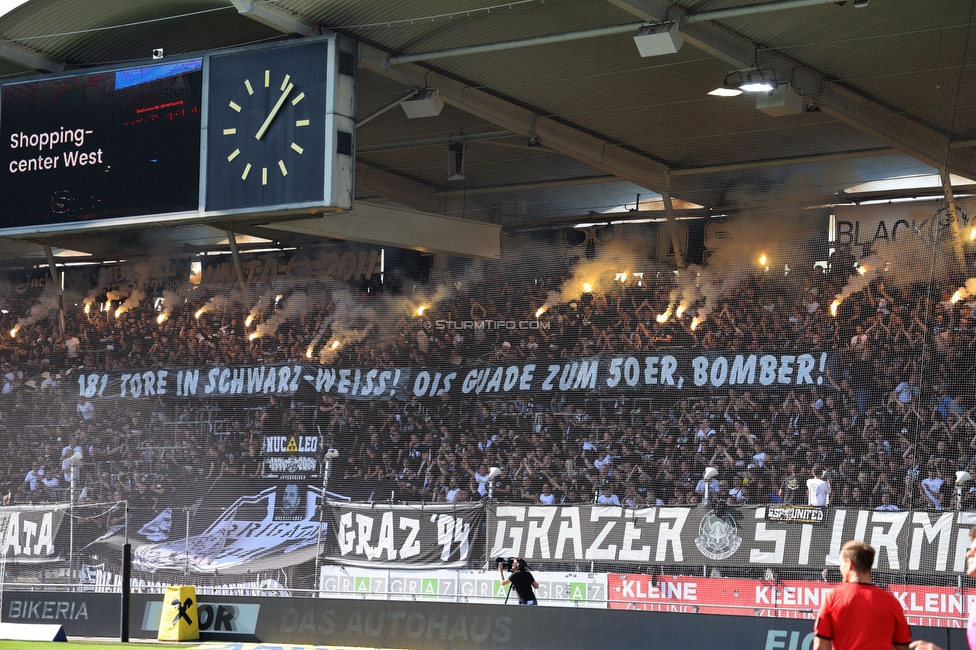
[499,557,539,605]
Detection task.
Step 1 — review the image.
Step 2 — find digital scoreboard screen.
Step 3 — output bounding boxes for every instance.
[0,60,203,229]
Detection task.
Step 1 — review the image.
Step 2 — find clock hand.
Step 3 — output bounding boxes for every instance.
[255,82,294,140]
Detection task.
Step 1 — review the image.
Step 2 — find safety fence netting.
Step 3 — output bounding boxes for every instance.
[1,499,975,625]
[0,202,972,620]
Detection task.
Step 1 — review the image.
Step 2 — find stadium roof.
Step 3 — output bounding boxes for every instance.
[0,0,971,263]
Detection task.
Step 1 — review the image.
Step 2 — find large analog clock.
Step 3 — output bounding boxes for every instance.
[222,68,309,186]
[205,40,333,212]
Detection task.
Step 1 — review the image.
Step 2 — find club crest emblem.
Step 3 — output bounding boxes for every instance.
[695,511,742,560]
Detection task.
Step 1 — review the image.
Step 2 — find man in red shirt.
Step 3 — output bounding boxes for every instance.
[813,540,911,650]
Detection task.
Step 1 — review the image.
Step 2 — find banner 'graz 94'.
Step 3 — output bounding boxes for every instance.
[324,502,483,569]
[488,505,976,574]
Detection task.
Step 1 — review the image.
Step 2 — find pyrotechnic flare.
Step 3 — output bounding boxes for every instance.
[417,305,426,316]
[830,300,840,317]
[114,288,146,317]
[156,290,179,325]
[759,254,767,266]
[16,284,61,332]
[656,312,670,324]
[306,346,314,359]
[690,318,700,331]
[195,309,204,319]
[9,328,16,338]
[582,282,592,293]
[948,279,976,305]
[535,307,546,318]
[83,304,91,315]
[331,340,340,350]
[245,288,277,329]
[675,306,686,318]
[248,332,259,341]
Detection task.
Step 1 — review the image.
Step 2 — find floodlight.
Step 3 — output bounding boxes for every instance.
[741,79,775,93]
[724,69,778,93]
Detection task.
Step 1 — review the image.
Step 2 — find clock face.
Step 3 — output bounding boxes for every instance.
[223,68,309,187]
[206,41,329,211]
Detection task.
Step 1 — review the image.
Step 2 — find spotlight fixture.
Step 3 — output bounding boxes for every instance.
[401,88,444,119]
[633,22,683,57]
[447,141,465,181]
[152,48,164,60]
[723,69,778,93]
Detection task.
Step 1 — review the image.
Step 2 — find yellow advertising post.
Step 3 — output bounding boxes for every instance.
[157,586,200,641]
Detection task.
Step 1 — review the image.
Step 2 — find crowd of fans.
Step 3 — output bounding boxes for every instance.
[0,241,972,517]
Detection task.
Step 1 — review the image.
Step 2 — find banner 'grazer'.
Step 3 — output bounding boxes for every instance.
[488,505,976,574]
